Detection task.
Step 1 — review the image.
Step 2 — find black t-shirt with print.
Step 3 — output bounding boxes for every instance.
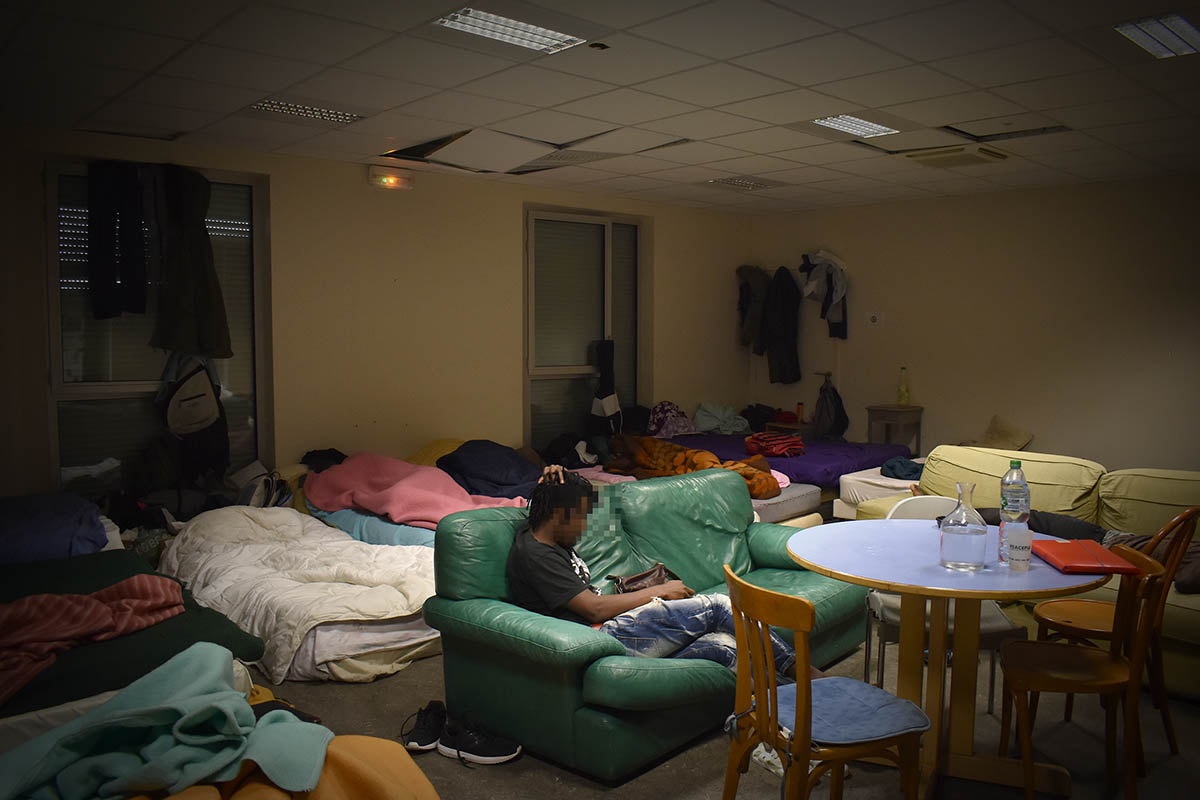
[506,525,599,624]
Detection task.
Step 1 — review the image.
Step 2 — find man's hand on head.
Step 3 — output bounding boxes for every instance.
[539,465,566,485]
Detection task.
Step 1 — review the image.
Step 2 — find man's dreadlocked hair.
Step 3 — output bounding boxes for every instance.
[528,469,597,531]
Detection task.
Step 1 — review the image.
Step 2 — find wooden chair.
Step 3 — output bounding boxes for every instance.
[864,495,1026,712]
[722,565,929,800]
[997,545,1166,800]
[1030,507,1198,754]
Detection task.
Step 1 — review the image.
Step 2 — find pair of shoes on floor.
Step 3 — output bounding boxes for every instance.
[400,701,522,765]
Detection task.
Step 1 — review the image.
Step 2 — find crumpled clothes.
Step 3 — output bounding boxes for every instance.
[693,402,752,435]
[646,401,701,438]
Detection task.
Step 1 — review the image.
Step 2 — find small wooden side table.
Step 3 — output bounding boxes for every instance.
[764,420,817,438]
[867,405,923,456]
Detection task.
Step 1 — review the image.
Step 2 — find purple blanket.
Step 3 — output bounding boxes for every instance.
[666,434,909,489]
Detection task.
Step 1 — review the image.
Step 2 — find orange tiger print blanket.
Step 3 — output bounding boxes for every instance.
[604,435,781,499]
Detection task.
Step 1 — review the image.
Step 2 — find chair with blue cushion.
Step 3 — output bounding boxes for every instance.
[722,565,929,800]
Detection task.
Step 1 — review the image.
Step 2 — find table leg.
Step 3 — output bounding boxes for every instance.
[897,594,925,705]
[923,597,950,781]
[949,598,981,756]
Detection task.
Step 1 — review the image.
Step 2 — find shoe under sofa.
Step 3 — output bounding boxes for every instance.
[422,469,867,782]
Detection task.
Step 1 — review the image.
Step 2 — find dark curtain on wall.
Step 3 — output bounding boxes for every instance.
[86,161,232,358]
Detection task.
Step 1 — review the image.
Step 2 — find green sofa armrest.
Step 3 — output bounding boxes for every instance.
[746,521,802,569]
[582,655,735,710]
[423,596,624,668]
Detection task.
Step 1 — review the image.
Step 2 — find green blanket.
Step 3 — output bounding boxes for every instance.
[0,550,264,717]
[0,643,333,800]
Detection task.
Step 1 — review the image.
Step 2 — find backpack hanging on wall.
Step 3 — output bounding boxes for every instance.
[161,363,229,484]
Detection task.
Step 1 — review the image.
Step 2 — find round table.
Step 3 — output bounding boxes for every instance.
[788,519,1108,798]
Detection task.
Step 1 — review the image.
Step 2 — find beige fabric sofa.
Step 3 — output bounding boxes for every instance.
[854,445,1200,697]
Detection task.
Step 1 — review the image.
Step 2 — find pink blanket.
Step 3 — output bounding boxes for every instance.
[305,452,526,530]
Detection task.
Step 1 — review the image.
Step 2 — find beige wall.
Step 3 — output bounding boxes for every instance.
[744,178,1200,470]
[0,129,751,493]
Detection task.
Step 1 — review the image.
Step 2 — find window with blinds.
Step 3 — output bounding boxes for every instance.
[526,212,638,451]
[51,171,260,498]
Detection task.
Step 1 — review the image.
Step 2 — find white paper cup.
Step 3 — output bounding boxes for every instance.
[1006,525,1033,572]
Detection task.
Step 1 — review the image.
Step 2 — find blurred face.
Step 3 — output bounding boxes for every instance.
[553,498,593,547]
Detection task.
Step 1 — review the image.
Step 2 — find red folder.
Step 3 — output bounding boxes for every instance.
[1031,539,1139,574]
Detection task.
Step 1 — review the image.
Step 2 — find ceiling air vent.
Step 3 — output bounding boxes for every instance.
[706,175,788,191]
[903,144,1008,168]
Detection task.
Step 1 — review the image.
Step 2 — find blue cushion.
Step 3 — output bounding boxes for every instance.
[777,677,929,745]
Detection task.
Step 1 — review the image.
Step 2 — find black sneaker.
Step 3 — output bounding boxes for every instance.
[400,700,445,751]
[437,716,522,765]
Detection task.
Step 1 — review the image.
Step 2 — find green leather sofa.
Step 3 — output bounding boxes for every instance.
[422,469,867,781]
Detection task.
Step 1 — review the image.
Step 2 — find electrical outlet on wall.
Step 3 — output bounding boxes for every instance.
[865,311,884,328]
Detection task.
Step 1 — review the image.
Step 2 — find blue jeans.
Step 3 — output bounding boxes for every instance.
[598,593,795,678]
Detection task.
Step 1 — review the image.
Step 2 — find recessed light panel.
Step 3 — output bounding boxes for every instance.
[811,114,899,138]
[435,8,585,54]
[1115,13,1200,58]
[249,100,362,125]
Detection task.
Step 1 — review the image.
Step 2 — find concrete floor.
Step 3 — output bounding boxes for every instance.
[260,643,1198,799]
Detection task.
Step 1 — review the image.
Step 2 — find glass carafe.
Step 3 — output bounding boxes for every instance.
[939,482,987,571]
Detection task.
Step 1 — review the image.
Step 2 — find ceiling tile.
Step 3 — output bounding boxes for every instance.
[396,91,535,125]
[583,154,679,174]
[635,63,793,107]
[458,65,613,107]
[122,75,266,114]
[853,0,1048,62]
[1088,117,1200,145]
[646,164,738,183]
[160,44,324,92]
[948,156,1043,176]
[538,33,710,85]
[344,109,467,141]
[867,128,976,150]
[705,154,800,175]
[1121,52,1200,93]
[716,89,862,126]
[342,35,514,87]
[650,141,748,164]
[987,167,1076,187]
[757,164,846,183]
[830,156,931,176]
[814,66,970,108]
[518,165,617,184]
[774,142,879,163]
[772,0,950,29]
[270,0,460,31]
[931,38,1105,88]
[1046,95,1181,129]
[996,130,1099,155]
[588,175,673,192]
[8,13,188,72]
[803,175,891,193]
[280,128,416,157]
[631,0,830,60]
[204,4,392,64]
[993,70,1144,110]
[1028,145,1142,170]
[951,112,1060,137]
[732,33,909,86]
[708,126,829,153]
[880,91,1026,127]
[524,0,701,28]
[50,0,245,39]
[1004,0,1188,33]
[554,88,700,125]
[0,65,144,126]
[568,127,680,153]
[431,128,555,171]
[913,175,999,194]
[639,110,767,139]
[490,109,616,144]
[87,100,223,133]
[282,69,437,115]
[185,115,322,148]
[1169,89,1200,113]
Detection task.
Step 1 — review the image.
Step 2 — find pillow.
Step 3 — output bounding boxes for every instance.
[406,438,465,466]
[0,492,108,565]
[1102,530,1200,594]
[978,508,1107,542]
[961,415,1034,450]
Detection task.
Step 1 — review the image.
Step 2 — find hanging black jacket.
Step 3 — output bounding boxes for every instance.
[763,267,801,384]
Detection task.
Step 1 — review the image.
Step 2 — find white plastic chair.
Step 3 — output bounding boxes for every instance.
[863,495,1026,712]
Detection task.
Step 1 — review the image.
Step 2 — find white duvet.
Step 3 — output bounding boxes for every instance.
[161,506,436,683]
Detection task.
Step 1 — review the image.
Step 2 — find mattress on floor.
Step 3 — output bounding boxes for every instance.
[752,482,822,523]
[839,459,927,506]
[307,500,435,547]
[665,434,910,488]
[286,615,441,682]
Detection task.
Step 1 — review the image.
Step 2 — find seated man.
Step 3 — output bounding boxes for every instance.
[505,467,796,680]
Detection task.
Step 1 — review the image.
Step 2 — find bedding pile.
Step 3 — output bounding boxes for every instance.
[161,506,437,683]
[604,434,781,499]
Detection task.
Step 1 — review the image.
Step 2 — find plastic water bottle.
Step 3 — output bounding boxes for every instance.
[999,460,1030,564]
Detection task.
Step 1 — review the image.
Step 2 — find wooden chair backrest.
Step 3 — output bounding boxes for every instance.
[1108,545,1166,680]
[1139,507,1199,629]
[724,564,815,765]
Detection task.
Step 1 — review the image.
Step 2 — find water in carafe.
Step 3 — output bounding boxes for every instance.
[939,481,987,571]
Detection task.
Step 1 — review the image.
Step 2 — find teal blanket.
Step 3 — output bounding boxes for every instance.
[0,643,333,800]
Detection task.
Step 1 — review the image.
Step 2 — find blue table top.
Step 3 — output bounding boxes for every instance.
[786,519,1109,599]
